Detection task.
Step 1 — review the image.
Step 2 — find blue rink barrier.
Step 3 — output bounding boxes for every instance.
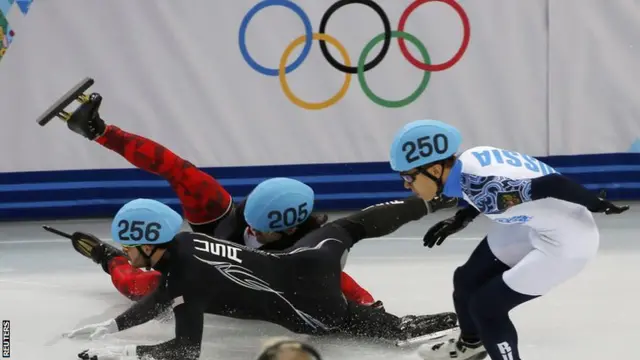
[0,153,639,221]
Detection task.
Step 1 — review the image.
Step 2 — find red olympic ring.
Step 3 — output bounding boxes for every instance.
[397,0,471,72]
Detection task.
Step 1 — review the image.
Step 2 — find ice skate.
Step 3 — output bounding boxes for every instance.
[417,334,488,360]
[42,225,125,274]
[395,312,459,346]
[70,231,126,274]
[65,92,106,140]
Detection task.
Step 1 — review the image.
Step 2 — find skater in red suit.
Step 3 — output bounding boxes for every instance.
[62,93,381,307]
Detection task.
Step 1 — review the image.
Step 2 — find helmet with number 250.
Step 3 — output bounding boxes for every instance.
[389,119,462,172]
[111,198,184,246]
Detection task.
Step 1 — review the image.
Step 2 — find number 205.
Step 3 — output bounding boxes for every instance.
[117,220,162,241]
[267,203,309,230]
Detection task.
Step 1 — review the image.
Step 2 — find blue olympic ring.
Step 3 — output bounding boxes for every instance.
[238,0,313,76]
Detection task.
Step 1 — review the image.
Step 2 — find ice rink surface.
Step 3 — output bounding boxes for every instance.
[1,204,639,360]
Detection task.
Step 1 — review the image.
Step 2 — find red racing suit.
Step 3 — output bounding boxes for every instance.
[95,125,375,305]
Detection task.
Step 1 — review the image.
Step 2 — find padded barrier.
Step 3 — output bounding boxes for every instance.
[0,153,638,221]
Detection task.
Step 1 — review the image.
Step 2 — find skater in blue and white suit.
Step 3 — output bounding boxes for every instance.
[388,119,629,360]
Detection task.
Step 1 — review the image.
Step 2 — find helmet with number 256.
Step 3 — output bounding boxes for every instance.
[111,198,184,246]
[389,119,463,172]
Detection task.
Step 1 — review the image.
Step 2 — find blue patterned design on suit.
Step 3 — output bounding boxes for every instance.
[461,174,533,214]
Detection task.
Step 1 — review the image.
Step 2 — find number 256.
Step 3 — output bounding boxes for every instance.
[117,220,162,241]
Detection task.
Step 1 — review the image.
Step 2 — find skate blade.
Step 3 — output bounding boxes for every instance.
[42,225,72,239]
[36,77,95,126]
[395,326,459,347]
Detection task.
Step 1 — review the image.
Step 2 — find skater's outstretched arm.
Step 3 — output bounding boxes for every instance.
[134,299,207,360]
[96,124,233,227]
[114,281,173,330]
[333,196,456,243]
[529,173,628,213]
[458,173,628,214]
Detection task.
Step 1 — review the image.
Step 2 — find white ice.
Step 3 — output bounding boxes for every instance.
[1,207,638,360]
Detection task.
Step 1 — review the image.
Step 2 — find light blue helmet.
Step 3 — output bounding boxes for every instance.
[389,119,462,172]
[244,177,314,232]
[111,198,183,246]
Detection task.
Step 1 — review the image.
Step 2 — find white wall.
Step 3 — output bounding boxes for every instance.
[0,0,638,173]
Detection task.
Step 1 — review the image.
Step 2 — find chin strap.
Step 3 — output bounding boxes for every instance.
[419,162,447,196]
[135,246,160,271]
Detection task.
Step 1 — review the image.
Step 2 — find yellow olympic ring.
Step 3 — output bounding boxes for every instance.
[278,33,352,110]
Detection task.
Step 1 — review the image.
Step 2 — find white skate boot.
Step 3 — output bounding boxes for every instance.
[417,334,488,360]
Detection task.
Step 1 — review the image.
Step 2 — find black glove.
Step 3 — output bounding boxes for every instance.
[590,189,629,215]
[423,206,479,248]
[426,195,458,213]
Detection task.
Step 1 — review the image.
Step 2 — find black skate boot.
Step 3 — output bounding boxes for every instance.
[398,312,458,340]
[70,231,126,274]
[66,93,106,140]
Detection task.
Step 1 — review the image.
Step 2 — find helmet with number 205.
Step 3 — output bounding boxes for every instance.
[111,198,184,246]
[389,119,463,172]
[244,177,315,233]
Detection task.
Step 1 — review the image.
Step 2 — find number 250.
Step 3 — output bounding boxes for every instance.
[403,134,448,163]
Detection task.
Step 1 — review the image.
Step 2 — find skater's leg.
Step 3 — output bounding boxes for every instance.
[289,224,456,341]
[108,256,162,301]
[470,248,593,360]
[340,272,374,306]
[291,197,440,309]
[453,222,536,344]
[95,124,232,225]
[417,237,507,360]
[340,300,458,341]
[92,124,233,300]
[64,230,159,301]
[60,97,232,301]
[452,238,510,343]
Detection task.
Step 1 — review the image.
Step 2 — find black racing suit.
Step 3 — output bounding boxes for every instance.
[113,198,458,360]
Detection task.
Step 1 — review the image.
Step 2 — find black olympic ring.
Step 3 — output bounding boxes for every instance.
[318,0,392,74]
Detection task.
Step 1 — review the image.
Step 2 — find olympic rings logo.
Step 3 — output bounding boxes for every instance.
[238,0,470,110]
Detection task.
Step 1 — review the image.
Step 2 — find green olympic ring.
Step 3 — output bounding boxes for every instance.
[358,31,431,108]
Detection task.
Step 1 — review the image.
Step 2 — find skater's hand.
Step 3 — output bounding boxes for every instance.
[423,208,477,248]
[64,319,118,340]
[595,201,629,215]
[426,195,458,213]
[423,218,459,248]
[78,345,137,360]
[591,189,630,215]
